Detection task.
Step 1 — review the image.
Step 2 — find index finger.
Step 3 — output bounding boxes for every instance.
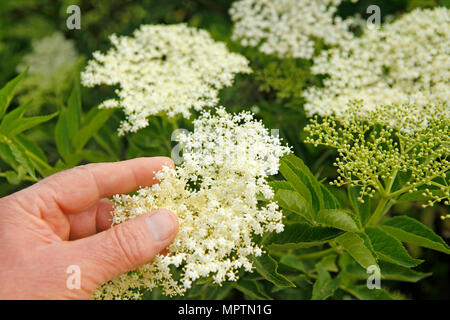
[16,157,174,215]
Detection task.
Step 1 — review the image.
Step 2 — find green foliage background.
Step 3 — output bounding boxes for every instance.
[0,0,448,299]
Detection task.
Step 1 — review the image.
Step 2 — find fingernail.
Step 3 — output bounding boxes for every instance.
[146,211,175,241]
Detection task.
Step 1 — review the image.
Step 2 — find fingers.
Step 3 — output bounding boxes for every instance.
[13,157,174,217]
[67,209,178,287]
[67,199,114,240]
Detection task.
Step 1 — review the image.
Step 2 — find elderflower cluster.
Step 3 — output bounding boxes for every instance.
[16,32,79,98]
[15,32,80,110]
[81,24,251,135]
[304,7,450,117]
[229,0,358,59]
[305,104,449,205]
[94,108,290,299]
[17,32,78,83]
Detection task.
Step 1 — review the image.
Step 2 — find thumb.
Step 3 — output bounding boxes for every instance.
[68,209,178,288]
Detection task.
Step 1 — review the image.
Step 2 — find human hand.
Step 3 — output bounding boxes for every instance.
[0,157,179,299]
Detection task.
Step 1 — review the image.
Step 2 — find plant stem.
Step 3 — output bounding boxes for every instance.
[366,197,396,226]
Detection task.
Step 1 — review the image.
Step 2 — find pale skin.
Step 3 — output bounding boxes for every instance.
[0,157,179,299]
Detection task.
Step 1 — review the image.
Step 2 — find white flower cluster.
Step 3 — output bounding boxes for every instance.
[94,108,290,299]
[81,24,251,135]
[229,0,358,59]
[304,7,450,118]
[17,32,78,87]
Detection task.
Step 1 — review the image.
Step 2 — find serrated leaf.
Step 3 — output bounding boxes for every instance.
[72,108,114,151]
[365,226,423,267]
[320,184,341,209]
[13,135,55,177]
[319,254,339,272]
[346,285,395,300]
[251,254,295,288]
[7,139,36,180]
[279,254,310,273]
[66,83,82,138]
[0,140,18,169]
[281,154,324,212]
[0,101,31,134]
[279,161,312,205]
[94,125,121,160]
[265,223,343,248]
[7,112,58,137]
[336,232,377,269]
[0,69,27,119]
[381,216,450,254]
[275,189,313,222]
[4,170,20,184]
[77,149,114,163]
[316,209,361,232]
[345,261,430,282]
[268,180,295,192]
[233,280,272,300]
[312,263,341,300]
[54,109,73,162]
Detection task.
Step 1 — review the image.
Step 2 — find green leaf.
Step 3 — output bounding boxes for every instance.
[349,186,371,225]
[279,254,310,273]
[4,170,20,184]
[14,135,46,162]
[312,263,341,300]
[233,280,272,300]
[265,223,343,248]
[14,135,56,177]
[279,161,312,205]
[0,101,31,134]
[66,83,82,138]
[251,254,295,288]
[281,154,324,212]
[7,112,58,137]
[77,149,114,163]
[319,254,339,272]
[268,180,295,192]
[0,139,18,169]
[7,139,36,180]
[72,108,114,151]
[365,227,422,267]
[346,285,395,300]
[0,69,27,119]
[94,125,121,160]
[54,109,74,162]
[345,261,431,282]
[336,232,377,269]
[381,216,450,254]
[316,209,361,232]
[320,185,341,210]
[275,189,313,222]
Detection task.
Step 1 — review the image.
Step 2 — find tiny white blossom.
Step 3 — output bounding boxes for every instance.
[94,107,291,299]
[17,32,78,84]
[304,7,450,118]
[81,24,251,134]
[230,0,359,59]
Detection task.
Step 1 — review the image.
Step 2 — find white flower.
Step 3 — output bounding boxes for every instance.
[93,107,290,299]
[17,32,79,94]
[17,32,78,88]
[304,7,450,118]
[81,24,251,135]
[230,0,359,59]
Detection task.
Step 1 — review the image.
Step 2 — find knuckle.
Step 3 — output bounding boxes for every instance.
[110,225,147,269]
